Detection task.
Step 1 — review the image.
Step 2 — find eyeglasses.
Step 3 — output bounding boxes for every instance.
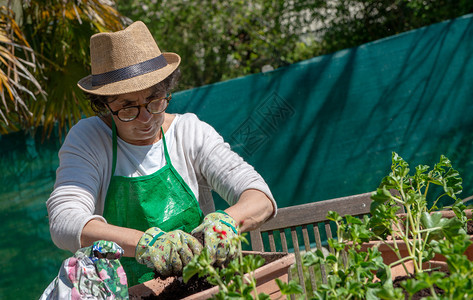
[106,94,172,122]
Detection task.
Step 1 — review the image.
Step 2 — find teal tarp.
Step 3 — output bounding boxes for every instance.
[168,13,473,209]
[1,13,473,298]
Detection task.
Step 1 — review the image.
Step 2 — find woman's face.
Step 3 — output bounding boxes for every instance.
[107,87,166,145]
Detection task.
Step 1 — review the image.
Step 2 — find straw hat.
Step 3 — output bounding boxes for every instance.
[77,21,180,96]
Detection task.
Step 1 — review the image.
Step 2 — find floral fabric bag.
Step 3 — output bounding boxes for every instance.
[40,240,128,300]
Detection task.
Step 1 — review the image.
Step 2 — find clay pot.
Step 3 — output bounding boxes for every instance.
[128,251,295,300]
[390,260,449,280]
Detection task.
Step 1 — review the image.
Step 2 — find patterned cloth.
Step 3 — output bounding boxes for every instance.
[40,240,128,300]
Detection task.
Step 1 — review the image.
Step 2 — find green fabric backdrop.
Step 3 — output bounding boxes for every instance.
[169,13,473,209]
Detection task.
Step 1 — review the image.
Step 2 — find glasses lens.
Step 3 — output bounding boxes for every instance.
[147,98,168,113]
[117,107,139,122]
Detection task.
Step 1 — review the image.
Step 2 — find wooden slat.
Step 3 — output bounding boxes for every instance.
[250,229,264,252]
[258,192,373,232]
[313,224,328,284]
[268,231,276,252]
[291,227,307,297]
[280,230,288,252]
[279,229,296,300]
[302,224,317,292]
[325,221,334,254]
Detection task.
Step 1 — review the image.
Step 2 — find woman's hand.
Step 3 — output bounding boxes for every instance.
[191,211,239,265]
[135,227,203,276]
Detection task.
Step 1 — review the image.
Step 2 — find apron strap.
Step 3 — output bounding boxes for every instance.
[161,128,172,165]
[111,118,118,176]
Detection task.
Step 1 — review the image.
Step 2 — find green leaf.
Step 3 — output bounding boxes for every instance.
[275,278,304,295]
[256,293,271,300]
[325,254,337,264]
[327,211,342,222]
[182,258,202,283]
[328,238,345,251]
[345,214,363,225]
[400,278,430,295]
[303,251,321,266]
[376,285,404,300]
[241,254,265,273]
[420,212,465,242]
[416,272,445,286]
[370,187,392,203]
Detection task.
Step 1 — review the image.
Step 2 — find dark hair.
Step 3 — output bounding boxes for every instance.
[86,68,181,116]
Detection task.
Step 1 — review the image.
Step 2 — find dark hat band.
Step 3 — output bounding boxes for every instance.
[91,55,168,87]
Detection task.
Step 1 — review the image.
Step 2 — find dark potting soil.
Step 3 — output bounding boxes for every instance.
[392,272,448,300]
[140,251,287,299]
[141,275,214,300]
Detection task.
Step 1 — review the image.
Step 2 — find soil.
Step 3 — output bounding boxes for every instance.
[141,275,214,300]
[136,251,287,300]
[392,272,449,300]
[192,231,205,247]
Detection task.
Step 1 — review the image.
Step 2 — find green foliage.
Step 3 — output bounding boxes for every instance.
[118,1,473,90]
[275,278,304,296]
[303,211,390,300]
[296,153,473,299]
[397,236,473,299]
[369,152,466,274]
[183,158,473,299]
[183,232,269,299]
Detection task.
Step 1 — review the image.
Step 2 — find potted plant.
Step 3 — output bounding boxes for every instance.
[298,152,473,299]
[361,152,472,274]
[128,232,295,299]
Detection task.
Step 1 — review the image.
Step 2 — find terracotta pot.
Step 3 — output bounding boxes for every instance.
[390,260,448,279]
[128,251,295,300]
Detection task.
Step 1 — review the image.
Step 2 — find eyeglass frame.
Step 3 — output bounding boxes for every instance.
[105,93,172,122]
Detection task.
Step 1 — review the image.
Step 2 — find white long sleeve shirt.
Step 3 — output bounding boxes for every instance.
[47,113,276,253]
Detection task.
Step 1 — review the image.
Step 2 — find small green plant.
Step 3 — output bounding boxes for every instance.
[183,229,271,299]
[369,152,466,274]
[302,211,397,300]
[377,234,473,299]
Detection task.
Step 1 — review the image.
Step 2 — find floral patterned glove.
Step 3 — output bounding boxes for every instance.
[135,227,203,276]
[191,210,239,265]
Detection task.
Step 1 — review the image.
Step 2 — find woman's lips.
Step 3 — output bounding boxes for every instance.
[137,125,153,134]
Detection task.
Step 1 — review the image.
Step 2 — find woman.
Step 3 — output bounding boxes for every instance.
[47,21,276,286]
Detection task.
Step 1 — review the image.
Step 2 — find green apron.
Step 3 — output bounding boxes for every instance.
[103,122,204,286]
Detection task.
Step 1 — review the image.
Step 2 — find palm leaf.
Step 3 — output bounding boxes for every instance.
[0,6,45,132]
[0,0,126,136]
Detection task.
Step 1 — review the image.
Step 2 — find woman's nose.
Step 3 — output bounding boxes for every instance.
[136,105,152,122]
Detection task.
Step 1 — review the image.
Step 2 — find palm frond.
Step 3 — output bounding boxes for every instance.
[0,0,126,137]
[0,6,45,131]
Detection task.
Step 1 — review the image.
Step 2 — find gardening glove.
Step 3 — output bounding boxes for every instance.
[191,210,239,265]
[135,227,203,276]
